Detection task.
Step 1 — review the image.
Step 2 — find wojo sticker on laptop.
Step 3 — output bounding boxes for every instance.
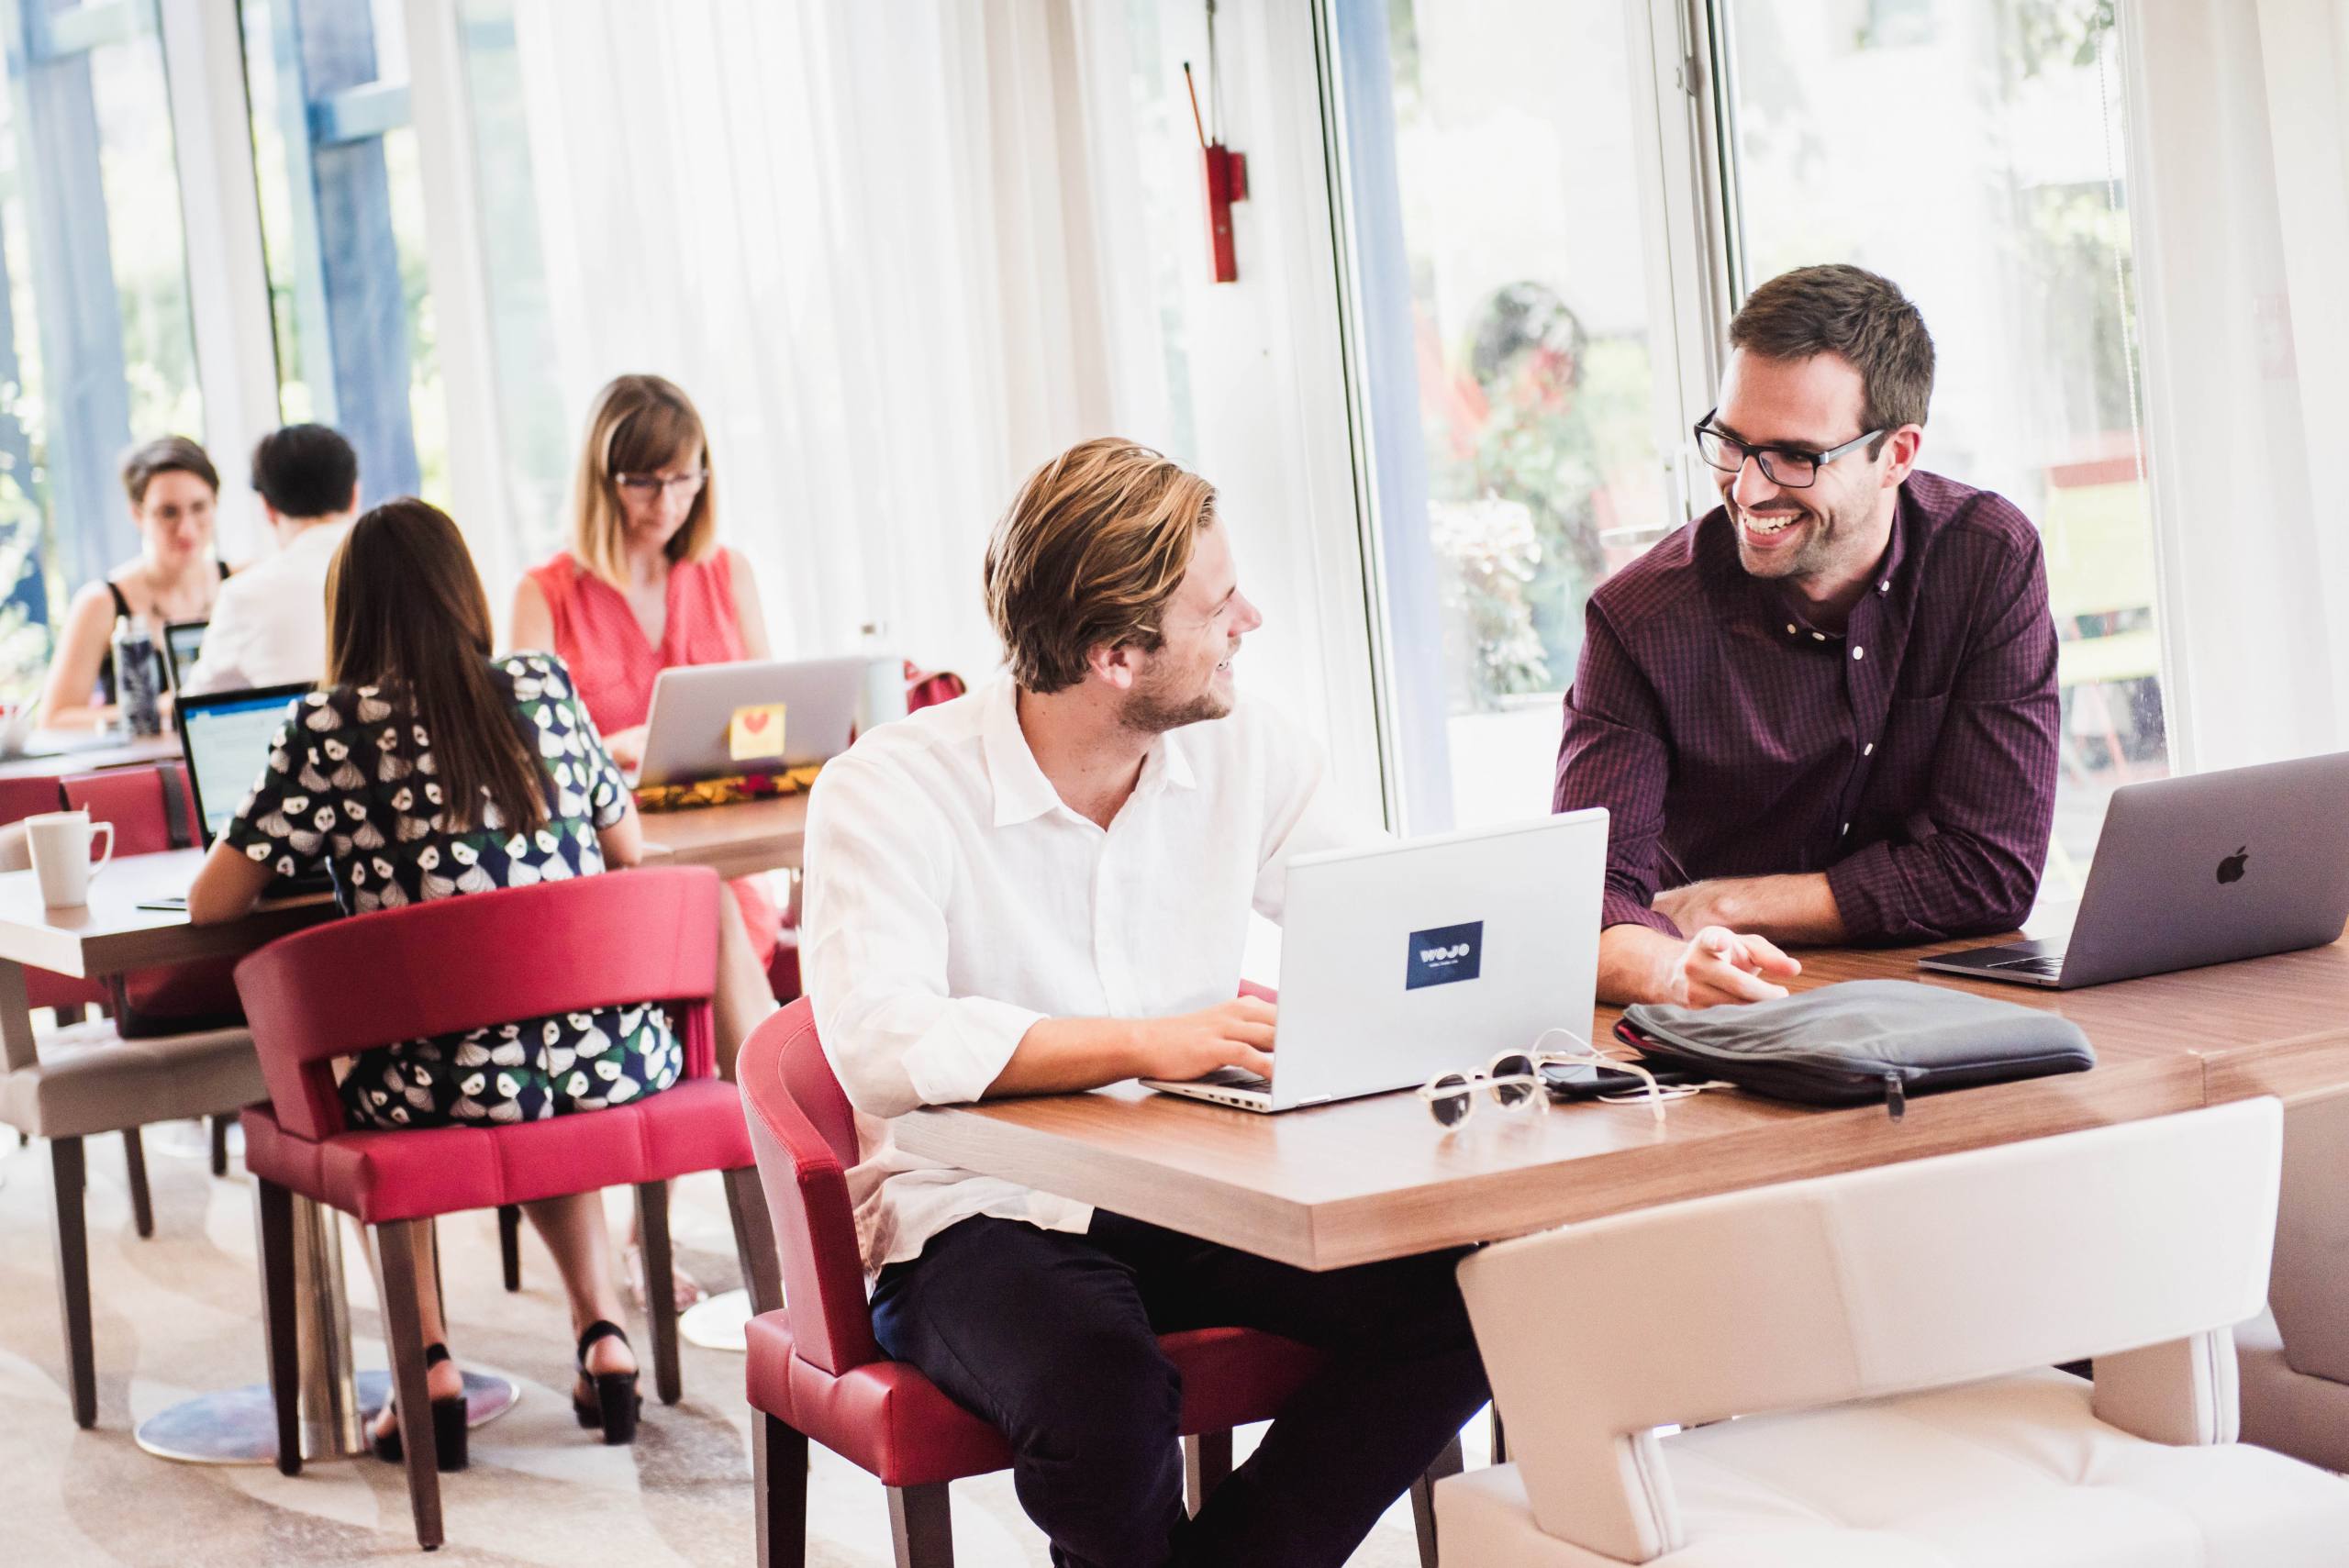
[1406,920,1485,990]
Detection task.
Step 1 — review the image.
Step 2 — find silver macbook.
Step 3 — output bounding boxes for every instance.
[1143,809,1608,1113]
[1920,751,2349,989]
[635,657,865,787]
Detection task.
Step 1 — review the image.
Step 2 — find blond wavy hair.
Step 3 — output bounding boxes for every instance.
[569,374,718,587]
[984,437,1216,695]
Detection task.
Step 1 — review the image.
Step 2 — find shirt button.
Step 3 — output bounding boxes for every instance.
[1863,741,1876,756]
[1842,822,1851,836]
[1852,645,1865,661]
[1811,631,1826,641]
[1878,580,1890,594]
[1786,623,1798,636]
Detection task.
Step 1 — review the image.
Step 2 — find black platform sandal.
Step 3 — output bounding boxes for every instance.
[571,1319,641,1445]
[372,1342,469,1472]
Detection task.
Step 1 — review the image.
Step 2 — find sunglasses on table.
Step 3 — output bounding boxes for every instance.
[1418,1029,1699,1129]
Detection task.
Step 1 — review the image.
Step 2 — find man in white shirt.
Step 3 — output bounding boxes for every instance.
[803,438,1488,1568]
[182,424,358,695]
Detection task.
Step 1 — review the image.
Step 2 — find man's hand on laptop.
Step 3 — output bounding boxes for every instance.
[1133,995,1277,1083]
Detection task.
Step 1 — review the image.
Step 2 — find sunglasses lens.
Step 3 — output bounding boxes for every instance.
[1429,1074,1472,1127]
[1489,1052,1538,1109]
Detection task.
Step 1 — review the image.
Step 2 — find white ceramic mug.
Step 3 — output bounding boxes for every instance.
[27,810,114,907]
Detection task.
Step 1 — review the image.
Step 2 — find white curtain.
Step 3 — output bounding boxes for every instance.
[502,0,1124,680]
[2123,0,2349,771]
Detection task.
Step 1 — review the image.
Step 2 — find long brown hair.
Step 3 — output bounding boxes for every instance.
[570,373,718,587]
[325,499,550,835]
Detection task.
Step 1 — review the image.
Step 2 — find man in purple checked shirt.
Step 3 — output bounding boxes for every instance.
[1554,263,2058,1008]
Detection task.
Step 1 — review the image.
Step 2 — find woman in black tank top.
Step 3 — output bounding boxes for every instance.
[36,437,231,730]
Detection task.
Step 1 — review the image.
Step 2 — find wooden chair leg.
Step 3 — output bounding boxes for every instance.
[122,1127,153,1240]
[1490,1404,1507,1464]
[374,1219,444,1551]
[50,1136,96,1429]
[722,1163,783,1315]
[253,1178,302,1475]
[1410,1428,1464,1568]
[496,1204,522,1292]
[210,1114,231,1178]
[635,1181,683,1406]
[754,1412,810,1568]
[886,1481,953,1568]
[1184,1429,1232,1515]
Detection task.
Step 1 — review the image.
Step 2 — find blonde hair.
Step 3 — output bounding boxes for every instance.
[983,437,1216,694]
[569,374,718,586]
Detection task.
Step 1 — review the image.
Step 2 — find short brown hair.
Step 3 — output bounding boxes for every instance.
[1729,264,1935,447]
[120,435,219,507]
[984,438,1216,695]
[570,374,718,587]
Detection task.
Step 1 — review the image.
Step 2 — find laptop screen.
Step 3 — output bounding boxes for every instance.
[180,687,305,843]
[163,620,206,684]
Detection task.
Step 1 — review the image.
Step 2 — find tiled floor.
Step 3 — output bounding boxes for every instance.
[0,1129,1457,1565]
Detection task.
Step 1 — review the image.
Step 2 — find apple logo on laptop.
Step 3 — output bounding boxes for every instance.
[2217,846,2249,884]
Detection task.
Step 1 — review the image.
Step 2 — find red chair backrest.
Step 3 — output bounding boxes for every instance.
[0,774,65,828]
[737,999,882,1375]
[904,663,964,714]
[236,865,723,1141]
[0,773,106,1013]
[62,763,202,856]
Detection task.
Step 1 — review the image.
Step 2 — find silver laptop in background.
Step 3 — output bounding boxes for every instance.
[1143,809,1608,1113]
[635,657,865,787]
[1920,751,2349,990]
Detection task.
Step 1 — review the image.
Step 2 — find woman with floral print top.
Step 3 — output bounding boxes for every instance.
[191,498,662,1461]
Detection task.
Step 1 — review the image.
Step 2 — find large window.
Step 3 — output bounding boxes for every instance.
[240,0,444,510]
[0,0,204,699]
[1720,0,2165,892]
[1340,0,2160,901]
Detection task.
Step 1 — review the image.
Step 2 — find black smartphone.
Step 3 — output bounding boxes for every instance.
[1541,1061,1704,1101]
[136,895,189,912]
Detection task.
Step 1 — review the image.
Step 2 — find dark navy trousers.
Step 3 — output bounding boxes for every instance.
[870,1209,1490,1568]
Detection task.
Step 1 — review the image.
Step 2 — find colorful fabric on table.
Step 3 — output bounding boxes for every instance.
[633,763,823,815]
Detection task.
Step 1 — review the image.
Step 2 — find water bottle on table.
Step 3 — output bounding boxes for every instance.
[112,618,164,737]
[857,621,907,734]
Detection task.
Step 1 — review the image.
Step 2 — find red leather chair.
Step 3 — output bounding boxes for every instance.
[236,865,756,1551]
[733,999,1452,1568]
[1,773,108,1025]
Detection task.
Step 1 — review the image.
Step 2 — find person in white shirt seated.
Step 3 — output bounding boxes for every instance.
[802,437,1488,1568]
[182,423,359,695]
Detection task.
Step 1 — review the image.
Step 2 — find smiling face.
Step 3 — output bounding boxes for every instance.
[133,469,218,570]
[1118,520,1262,733]
[1712,349,1908,595]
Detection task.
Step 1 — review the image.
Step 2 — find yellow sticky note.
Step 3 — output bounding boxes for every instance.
[729,702,787,763]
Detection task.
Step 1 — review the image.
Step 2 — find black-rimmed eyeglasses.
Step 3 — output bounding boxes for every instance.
[1693,409,1883,490]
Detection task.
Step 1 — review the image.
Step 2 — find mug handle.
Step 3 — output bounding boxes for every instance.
[87,820,114,879]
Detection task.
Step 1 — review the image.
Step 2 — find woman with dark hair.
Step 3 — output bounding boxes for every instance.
[191,498,669,1464]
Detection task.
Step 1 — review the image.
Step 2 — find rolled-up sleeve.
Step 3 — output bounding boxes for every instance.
[1825,535,2060,941]
[801,752,1043,1118]
[1554,605,1680,938]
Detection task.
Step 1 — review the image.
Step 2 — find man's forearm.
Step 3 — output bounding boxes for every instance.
[985,1017,1146,1098]
[1661,873,1847,947]
[1598,923,1681,1006]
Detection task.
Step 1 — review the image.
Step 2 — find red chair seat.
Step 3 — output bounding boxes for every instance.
[746,1311,1324,1489]
[242,1077,751,1225]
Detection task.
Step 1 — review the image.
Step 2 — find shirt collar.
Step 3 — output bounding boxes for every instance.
[978,674,1202,828]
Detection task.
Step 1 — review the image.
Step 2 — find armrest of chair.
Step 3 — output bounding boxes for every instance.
[2093,1329,2242,1446]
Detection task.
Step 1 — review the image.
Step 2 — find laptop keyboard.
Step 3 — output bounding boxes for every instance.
[1195,1066,1273,1093]
[1987,952,2068,977]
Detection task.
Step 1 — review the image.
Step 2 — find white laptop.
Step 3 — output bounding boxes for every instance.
[635,657,866,787]
[1142,809,1608,1113]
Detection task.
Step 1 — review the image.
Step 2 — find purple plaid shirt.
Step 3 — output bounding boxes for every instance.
[1553,470,2059,944]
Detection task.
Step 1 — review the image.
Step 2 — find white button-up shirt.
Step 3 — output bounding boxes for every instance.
[802,673,1349,1273]
[184,519,355,695]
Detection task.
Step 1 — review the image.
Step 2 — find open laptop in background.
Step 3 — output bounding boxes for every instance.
[1920,751,2349,990]
[161,619,208,691]
[1142,809,1609,1113]
[176,683,334,895]
[633,657,866,788]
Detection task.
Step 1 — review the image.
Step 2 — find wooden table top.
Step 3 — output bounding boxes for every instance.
[639,794,807,878]
[0,731,183,782]
[894,933,2349,1272]
[0,851,333,979]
